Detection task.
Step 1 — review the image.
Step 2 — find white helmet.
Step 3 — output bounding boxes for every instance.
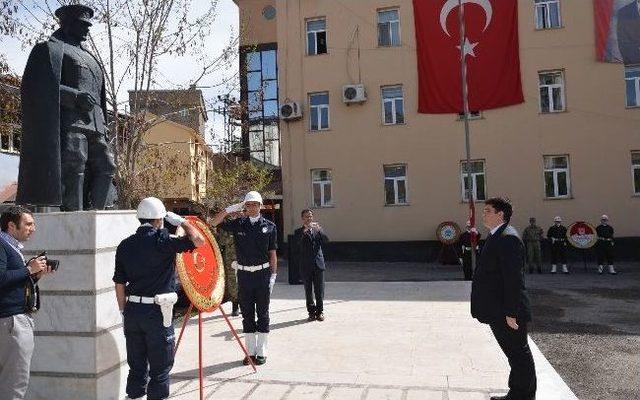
[137,197,167,219]
[601,214,609,220]
[244,191,263,204]
[554,216,562,223]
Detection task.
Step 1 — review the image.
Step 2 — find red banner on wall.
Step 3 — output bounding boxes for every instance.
[412,0,524,114]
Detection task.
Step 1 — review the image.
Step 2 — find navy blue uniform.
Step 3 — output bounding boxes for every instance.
[547,225,568,264]
[596,224,615,265]
[218,216,277,333]
[113,225,195,400]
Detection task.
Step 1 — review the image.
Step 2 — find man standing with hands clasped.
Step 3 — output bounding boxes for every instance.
[471,197,536,400]
[293,209,329,321]
[211,191,277,366]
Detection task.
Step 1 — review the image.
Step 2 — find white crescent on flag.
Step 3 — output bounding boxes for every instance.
[440,0,493,37]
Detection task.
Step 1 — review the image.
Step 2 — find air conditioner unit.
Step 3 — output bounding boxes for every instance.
[342,84,367,104]
[280,102,302,120]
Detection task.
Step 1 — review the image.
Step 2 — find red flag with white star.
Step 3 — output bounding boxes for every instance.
[413,0,524,113]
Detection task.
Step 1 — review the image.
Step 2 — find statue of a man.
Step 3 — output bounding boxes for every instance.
[16,4,116,211]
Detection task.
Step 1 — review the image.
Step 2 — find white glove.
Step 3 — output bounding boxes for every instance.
[269,273,277,294]
[225,202,244,214]
[165,211,186,226]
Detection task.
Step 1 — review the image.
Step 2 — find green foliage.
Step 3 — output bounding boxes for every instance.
[204,160,273,212]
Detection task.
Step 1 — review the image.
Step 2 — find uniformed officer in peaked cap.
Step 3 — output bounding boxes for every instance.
[211,191,278,366]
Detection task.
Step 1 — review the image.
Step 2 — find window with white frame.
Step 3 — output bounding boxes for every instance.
[632,152,640,195]
[535,0,561,30]
[378,9,400,47]
[539,71,565,113]
[457,111,482,120]
[311,169,332,207]
[382,85,405,125]
[384,164,408,205]
[544,155,570,198]
[309,92,329,131]
[307,19,327,56]
[460,160,486,201]
[625,66,640,108]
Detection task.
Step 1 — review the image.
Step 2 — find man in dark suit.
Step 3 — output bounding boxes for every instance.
[471,197,536,400]
[293,210,329,322]
[617,0,640,65]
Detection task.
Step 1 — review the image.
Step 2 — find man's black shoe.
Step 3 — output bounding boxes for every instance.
[316,313,325,321]
[255,356,267,365]
[537,269,543,274]
[242,356,257,366]
[308,313,316,322]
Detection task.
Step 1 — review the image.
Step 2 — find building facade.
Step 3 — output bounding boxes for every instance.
[130,89,212,214]
[235,0,640,259]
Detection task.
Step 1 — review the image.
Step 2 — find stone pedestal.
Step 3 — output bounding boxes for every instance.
[22,211,139,400]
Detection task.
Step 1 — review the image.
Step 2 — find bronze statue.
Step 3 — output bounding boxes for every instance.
[17,4,116,211]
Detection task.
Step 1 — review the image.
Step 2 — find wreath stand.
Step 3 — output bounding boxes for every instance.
[173,303,256,400]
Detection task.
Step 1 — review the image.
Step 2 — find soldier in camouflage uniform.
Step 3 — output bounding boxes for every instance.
[215,226,240,315]
[522,217,544,274]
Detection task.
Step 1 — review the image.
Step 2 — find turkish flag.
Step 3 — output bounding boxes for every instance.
[413,0,524,114]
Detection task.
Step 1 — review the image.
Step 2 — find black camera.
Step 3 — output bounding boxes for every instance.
[37,251,60,272]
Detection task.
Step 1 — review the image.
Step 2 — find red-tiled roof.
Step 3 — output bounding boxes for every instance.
[0,182,17,203]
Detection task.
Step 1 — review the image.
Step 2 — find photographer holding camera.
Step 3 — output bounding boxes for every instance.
[0,206,54,400]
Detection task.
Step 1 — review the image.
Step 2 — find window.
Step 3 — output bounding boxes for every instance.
[378,9,400,47]
[384,164,408,205]
[178,108,189,118]
[311,169,332,207]
[0,128,20,154]
[535,0,561,29]
[309,92,330,131]
[625,66,640,108]
[382,85,405,125]
[632,152,640,195]
[460,160,486,201]
[457,111,482,120]
[539,71,565,113]
[307,19,327,55]
[243,47,280,165]
[544,155,570,198]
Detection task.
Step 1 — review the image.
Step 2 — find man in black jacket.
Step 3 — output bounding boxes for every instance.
[293,210,329,321]
[471,198,536,400]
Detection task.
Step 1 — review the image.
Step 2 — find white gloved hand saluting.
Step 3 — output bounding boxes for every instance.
[165,211,186,226]
[269,273,277,294]
[225,202,244,214]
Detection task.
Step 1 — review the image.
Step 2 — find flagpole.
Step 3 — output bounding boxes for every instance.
[458,0,477,272]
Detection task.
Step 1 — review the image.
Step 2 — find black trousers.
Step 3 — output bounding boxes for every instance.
[550,243,567,264]
[237,268,271,333]
[303,268,325,314]
[596,241,614,265]
[462,253,473,280]
[489,321,537,400]
[124,303,175,400]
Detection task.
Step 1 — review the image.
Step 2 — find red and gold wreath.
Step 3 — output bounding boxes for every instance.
[567,221,597,249]
[175,216,225,312]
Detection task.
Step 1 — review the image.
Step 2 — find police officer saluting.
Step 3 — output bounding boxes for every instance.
[547,216,569,274]
[211,191,278,366]
[114,197,204,400]
[596,215,616,275]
